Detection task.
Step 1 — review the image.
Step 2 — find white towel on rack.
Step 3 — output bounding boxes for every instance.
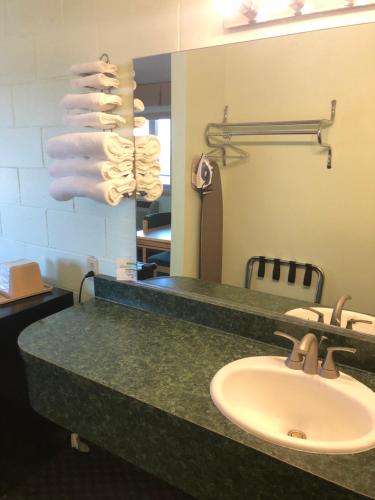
[49,174,136,206]
[61,93,122,112]
[71,73,120,90]
[135,160,160,177]
[49,158,133,181]
[63,112,126,129]
[134,116,147,129]
[137,171,158,187]
[134,135,160,162]
[70,60,118,77]
[134,98,145,112]
[136,176,163,202]
[47,132,134,162]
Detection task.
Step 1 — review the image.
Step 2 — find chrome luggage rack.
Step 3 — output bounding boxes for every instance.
[205,100,336,168]
[245,256,325,304]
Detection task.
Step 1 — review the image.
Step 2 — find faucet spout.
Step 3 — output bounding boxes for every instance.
[330,294,352,326]
[298,333,319,375]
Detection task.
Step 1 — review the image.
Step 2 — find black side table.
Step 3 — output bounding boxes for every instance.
[0,288,73,403]
[0,288,74,472]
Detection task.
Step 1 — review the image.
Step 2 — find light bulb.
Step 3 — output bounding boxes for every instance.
[239,1,258,22]
[290,0,305,15]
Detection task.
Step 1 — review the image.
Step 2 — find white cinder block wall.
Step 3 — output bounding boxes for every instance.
[0,0,182,297]
[0,0,373,297]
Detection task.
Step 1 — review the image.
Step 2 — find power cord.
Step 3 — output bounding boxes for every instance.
[78,271,95,304]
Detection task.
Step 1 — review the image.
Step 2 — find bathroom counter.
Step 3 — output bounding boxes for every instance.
[19,298,374,499]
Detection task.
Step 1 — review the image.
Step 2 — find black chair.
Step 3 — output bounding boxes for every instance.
[143,212,171,233]
[147,251,170,268]
[137,262,157,280]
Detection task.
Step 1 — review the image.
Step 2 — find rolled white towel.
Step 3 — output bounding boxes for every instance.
[136,178,163,202]
[61,93,122,112]
[134,98,145,112]
[49,174,136,206]
[47,132,134,162]
[70,60,118,77]
[135,161,161,177]
[135,135,160,162]
[144,183,163,201]
[49,158,133,181]
[134,116,148,129]
[137,171,160,186]
[63,112,126,129]
[71,73,120,90]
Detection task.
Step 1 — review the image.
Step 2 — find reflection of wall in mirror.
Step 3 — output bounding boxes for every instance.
[171,49,225,277]
[171,23,375,314]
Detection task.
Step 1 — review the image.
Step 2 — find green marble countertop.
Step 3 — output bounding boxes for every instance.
[145,276,315,314]
[18,298,375,498]
[141,276,375,347]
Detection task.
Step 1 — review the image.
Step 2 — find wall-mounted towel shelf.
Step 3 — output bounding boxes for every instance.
[205,100,336,169]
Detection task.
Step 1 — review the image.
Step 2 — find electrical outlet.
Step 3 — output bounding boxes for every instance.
[87,256,99,275]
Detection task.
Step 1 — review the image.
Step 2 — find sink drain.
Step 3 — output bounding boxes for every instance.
[288,429,307,439]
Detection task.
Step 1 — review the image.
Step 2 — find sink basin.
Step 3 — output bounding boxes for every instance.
[210,356,375,454]
[285,307,375,335]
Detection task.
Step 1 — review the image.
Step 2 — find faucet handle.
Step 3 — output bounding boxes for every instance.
[303,307,325,323]
[345,318,372,330]
[320,346,357,379]
[274,331,303,370]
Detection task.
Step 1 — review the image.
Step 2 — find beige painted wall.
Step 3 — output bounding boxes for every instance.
[171,50,224,276]
[171,23,375,314]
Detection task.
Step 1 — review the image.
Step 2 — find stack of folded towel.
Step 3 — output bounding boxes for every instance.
[64,59,126,130]
[47,132,135,205]
[47,59,136,206]
[135,135,163,202]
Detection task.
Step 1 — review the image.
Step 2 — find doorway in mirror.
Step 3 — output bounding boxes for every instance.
[134,54,172,277]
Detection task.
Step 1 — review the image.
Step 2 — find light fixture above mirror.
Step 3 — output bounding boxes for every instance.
[222,0,375,29]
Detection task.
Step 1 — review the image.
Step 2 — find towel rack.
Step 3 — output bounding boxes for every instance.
[100,53,110,64]
[205,100,336,168]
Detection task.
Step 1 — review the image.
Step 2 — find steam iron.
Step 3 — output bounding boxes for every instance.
[192,154,214,194]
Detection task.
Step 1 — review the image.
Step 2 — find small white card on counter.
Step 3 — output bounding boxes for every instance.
[116,257,137,281]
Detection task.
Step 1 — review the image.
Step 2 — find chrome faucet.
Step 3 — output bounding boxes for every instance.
[274,330,357,379]
[330,294,352,327]
[274,331,319,374]
[298,333,319,374]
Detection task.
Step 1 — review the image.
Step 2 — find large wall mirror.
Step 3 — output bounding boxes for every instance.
[133,22,375,340]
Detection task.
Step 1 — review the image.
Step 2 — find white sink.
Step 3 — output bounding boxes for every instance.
[210,356,375,454]
[286,307,375,335]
